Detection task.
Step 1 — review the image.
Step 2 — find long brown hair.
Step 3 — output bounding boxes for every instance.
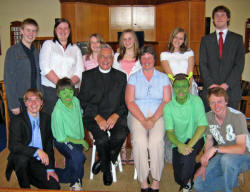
[117,29,139,62]
[85,33,104,61]
[168,27,189,53]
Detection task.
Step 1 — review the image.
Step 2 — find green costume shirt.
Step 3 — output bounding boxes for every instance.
[52,96,85,143]
[163,94,208,147]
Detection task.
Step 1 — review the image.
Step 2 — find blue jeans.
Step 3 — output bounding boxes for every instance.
[54,140,86,185]
[194,153,250,192]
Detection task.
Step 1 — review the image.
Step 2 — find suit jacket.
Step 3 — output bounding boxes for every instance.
[4,42,41,110]
[199,31,245,103]
[6,111,55,180]
[78,67,128,127]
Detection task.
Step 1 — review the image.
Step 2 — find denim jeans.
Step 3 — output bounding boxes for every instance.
[194,153,250,192]
[54,140,86,185]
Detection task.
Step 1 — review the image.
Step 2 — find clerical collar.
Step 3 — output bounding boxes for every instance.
[99,66,111,73]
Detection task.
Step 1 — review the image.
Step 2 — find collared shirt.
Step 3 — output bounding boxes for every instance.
[21,42,37,89]
[128,68,170,117]
[39,40,83,88]
[216,28,228,43]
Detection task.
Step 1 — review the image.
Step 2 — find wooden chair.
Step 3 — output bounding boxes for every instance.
[0,81,10,148]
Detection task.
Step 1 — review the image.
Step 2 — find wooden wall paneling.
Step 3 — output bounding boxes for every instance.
[156,1,189,65]
[109,6,156,42]
[132,6,156,41]
[61,2,109,43]
[75,3,109,42]
[189,0,205,66]
[156,1,189,42]
[109,6,132,42]
[61,3,77,43]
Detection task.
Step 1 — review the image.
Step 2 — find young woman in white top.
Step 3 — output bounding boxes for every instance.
[82,33,104,71]
[160,27,198,95]
[39,18,83,115]
[112,29,141,165]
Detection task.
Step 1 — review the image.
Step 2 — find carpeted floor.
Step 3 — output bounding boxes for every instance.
[0,147,249,192]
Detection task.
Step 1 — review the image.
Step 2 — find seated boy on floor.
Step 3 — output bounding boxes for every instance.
[51,77,88,191]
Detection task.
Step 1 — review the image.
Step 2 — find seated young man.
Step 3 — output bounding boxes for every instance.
[5,88,60,189]
[51,77,88,191]
[194,87,250,192]
[163,73,208,192]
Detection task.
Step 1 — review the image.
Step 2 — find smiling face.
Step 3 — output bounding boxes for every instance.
[213,11,229,30]
[21,24,38,47]
[140,53,155,71]
[55,22,70,43]
[59,88,74,108]
[209,94,227,117]
[173,79,189,104]
[25,92,43,116]
[98,48,113,70]
[90,36,101,53]
[172,32,185,51]
[123,32,135,50]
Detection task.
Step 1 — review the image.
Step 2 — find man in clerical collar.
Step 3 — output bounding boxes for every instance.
[4,18,41,118]
[78,44,128,186]
[6,88,60,189]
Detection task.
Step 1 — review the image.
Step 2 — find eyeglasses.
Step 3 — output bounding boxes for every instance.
[26,98,41,102]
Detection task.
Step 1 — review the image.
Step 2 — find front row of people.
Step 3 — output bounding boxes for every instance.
[6,44,249,192]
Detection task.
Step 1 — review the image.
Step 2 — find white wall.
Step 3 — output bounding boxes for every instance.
[0,0,61,80]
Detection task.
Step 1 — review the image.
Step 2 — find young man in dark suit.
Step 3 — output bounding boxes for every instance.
[5,89,60,189]
[78,44,128,186]
[199,5,245,111]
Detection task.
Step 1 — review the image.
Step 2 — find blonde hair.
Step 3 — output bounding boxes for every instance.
[23,88,43,102]
[117,29,139,61]
[86,33,104,61]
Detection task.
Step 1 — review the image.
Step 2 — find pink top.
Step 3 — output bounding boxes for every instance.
[82,54,98,71]
[121,59,136,76]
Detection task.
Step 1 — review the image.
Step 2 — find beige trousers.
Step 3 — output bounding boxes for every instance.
[128,113,165,183]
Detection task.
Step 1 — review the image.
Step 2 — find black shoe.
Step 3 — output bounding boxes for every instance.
[141,188,151,192]
[92,159,101,175]
[103,170,113,186]
[151,188,159,192]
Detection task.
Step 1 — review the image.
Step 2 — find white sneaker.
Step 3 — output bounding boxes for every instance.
[70,179,82,191]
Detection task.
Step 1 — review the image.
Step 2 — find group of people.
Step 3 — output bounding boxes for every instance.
[3,4,250,192]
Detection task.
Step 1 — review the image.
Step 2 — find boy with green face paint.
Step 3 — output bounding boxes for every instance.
[163,73,208,192]
[51,77,88,191]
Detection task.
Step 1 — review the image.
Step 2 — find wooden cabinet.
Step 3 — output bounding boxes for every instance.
[10,21,22,45]
[109,6,155,41]
[61,0,205,67]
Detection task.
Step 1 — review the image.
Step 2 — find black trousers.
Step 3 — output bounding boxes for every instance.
[172,137,204,188]
[86,120,128,172]
[12,154,60,189]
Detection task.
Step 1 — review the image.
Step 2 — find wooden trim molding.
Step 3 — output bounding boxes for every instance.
[59,0,204,5]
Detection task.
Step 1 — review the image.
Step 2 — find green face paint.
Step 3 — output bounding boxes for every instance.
[59,88,74,108]
[173,79,189,104]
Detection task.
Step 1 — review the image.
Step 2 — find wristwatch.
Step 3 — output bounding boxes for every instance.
[215,146,219,153]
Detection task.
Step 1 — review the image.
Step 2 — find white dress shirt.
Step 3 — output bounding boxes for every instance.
[216,28,228,43]
[39,40,84,88]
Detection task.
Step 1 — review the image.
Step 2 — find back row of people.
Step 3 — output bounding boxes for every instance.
[3,5,249,192]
